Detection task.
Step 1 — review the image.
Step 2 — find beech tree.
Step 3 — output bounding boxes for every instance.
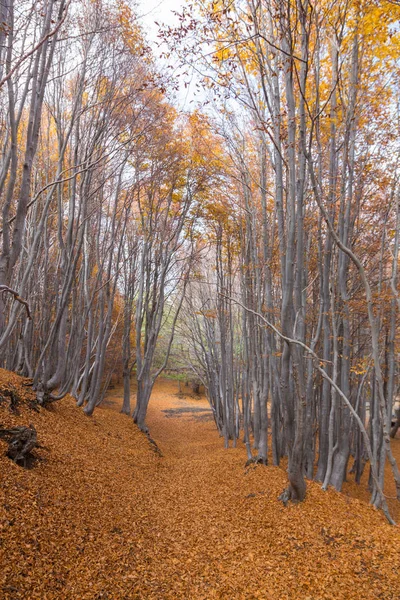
[1,0,400,525]
[163,0,400,519]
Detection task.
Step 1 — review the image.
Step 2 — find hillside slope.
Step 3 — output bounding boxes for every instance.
[0,370,399,599]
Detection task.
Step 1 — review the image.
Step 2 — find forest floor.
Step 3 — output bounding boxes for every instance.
[0,370,400,600]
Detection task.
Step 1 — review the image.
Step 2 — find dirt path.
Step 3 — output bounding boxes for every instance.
[1,373,400,599]
[106,380,400,600]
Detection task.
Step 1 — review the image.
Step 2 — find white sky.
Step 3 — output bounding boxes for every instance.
[136,0,200,110]
[137,0,186,43]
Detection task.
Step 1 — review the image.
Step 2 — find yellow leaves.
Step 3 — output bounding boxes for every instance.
[196,309,217,319]
[96,74,112,100]
[214,45,233,63]
[188,111,224,165]
[350,359,369,376]
[344,0,400,75]
[115,0,145,56]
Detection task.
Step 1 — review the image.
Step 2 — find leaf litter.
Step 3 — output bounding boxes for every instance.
[0,371,399,599]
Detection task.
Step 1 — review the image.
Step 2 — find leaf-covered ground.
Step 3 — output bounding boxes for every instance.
[0,369,399,599]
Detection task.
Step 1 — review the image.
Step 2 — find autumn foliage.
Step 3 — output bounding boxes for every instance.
[0,370,399,599]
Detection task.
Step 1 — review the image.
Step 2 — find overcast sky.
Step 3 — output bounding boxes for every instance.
[136,0,200,109]
[137,0,185,45]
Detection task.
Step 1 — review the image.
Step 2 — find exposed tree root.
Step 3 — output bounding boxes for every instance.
[244,456,268,468]
[0,388,21,413]
[35,385,52,407]
[0,386,40,414]
[0,424,38,467]
[145,432,163,457]
[135,424,163,457]
[278,484,306,506]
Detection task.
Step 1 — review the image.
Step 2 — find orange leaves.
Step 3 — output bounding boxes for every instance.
[115,0,146,57]
[1,370,400,599]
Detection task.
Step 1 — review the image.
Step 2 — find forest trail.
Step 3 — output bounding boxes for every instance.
[1,372,400,600]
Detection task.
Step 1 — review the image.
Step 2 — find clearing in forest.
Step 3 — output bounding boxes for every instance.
[0,370,399,600]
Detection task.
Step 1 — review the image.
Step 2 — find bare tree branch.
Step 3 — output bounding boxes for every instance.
[0,285,31,319]
[0,0,71,90]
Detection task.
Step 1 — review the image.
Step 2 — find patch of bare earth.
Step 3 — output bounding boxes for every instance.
[1,371,399,599]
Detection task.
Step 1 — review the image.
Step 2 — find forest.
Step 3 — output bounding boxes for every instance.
[0,0,400,597]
